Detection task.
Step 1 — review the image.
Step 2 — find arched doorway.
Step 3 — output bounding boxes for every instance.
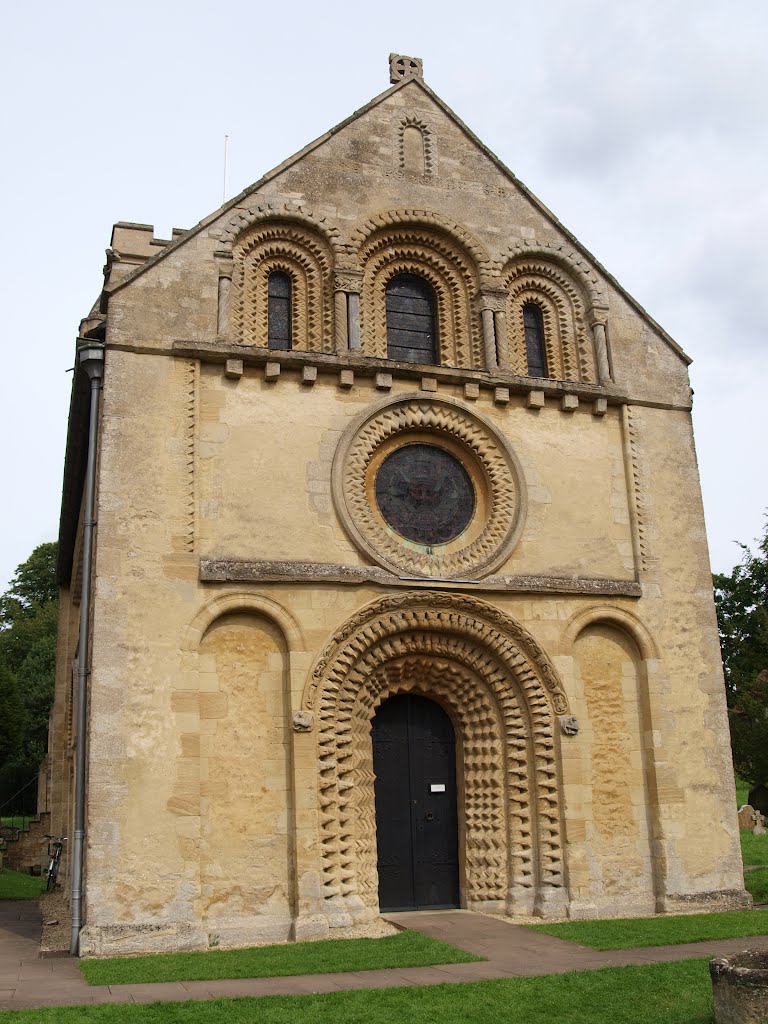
[303,593,571,923]
[372,694,459,911]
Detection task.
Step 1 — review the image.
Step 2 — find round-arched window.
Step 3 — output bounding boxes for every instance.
[385,274,437,364]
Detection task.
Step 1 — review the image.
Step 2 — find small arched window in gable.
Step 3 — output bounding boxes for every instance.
[523,302,548,378]
[385,274,437,364]
[267,271,292,350]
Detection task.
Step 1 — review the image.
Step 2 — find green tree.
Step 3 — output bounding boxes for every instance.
[714,520,768,787]
[0,542,58,812]
[0,541,58,629]
[0,662,22,767]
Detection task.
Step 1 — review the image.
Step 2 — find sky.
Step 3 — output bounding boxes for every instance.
[0,0,765,591]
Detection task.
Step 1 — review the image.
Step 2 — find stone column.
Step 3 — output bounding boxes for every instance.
[481,308,496,371]
[217,273,232,339]
[477,290,509,371]
[334,290,348,353]
[289,654,333,941]
[333,271,363,354]
[494,310,510,369]
[214,254,234,339]
[589,307,612,383]
[347,294,361,350]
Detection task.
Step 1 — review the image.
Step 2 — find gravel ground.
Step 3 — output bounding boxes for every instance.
[40,888,71,954]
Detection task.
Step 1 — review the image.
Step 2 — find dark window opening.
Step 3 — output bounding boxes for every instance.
[386,274,437,364]
[523,302,547,377]
[268,271,292,350]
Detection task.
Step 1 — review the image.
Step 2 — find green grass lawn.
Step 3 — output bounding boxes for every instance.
[735,775,749,808]
[0,867,45,900]
[745,868,768,904]
[80,931,480,986]
[0,815,32,829]
[741,827,768,866]
[527,908,768,950]
[1,958,716,1024]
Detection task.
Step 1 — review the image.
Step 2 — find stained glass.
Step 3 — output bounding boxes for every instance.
[375,444,475,546]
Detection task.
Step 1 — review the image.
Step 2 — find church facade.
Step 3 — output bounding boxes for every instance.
[49,55,746,956]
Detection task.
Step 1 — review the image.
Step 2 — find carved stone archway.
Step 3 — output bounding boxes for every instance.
[303,593,571,923]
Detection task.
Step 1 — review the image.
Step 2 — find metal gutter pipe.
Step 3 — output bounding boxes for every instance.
[70,342,105,956]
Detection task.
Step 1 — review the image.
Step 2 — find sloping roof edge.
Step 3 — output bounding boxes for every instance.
[105,74,691,365]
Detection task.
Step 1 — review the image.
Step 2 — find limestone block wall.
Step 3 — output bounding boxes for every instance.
[52,71,745,956]
[68,341,746,955]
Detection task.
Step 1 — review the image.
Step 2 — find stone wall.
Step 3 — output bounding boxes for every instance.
[51,67,744,955]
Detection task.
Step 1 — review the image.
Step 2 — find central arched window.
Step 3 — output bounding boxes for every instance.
[267,271,292,350]
[523,302,547,377]
[385,274,437,364]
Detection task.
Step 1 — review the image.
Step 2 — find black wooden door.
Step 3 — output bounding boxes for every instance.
[372,694,460,911]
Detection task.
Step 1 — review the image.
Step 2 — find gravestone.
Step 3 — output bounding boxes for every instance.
[738,805,756,830]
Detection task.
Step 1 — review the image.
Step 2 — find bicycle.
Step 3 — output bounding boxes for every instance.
[44,835,67,891]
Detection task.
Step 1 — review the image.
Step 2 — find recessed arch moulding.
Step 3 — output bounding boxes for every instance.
[300,592,572,928]
[213,199,607,379]
[331,392,528,580]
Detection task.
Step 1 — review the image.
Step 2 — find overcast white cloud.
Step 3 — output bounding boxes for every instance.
[0,0,765,589]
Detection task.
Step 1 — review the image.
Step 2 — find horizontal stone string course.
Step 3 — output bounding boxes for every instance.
[199,558,642,597]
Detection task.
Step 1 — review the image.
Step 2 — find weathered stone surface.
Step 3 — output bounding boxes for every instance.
[738,805,757,830]
[711,950,768,1024]
[48,55,743,955]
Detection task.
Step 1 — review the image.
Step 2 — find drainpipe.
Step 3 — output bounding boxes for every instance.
[70,342,105,956]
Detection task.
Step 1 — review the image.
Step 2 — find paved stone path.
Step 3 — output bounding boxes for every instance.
[1,901,768,1012]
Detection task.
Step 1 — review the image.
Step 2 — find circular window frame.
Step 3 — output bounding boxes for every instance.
[331,394,527,579]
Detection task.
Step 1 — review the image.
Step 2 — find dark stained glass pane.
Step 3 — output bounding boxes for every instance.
[268,271,292,350]
[386,274,437,364]
[375,444,475,546]
[523,302,547,377]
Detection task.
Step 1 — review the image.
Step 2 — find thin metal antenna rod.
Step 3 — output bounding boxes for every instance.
[223,134,229,204]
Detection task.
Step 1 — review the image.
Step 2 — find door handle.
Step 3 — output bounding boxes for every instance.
[425,811,434,822]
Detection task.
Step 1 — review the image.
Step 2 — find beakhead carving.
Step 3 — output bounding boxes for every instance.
[304,592,569,915]
[500,256,595,383]
[230,220,334,352]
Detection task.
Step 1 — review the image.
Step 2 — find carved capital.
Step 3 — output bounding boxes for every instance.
[334,270,363,294]
[477,289,508,313]
[587,304,610,328]
[559,715,579,736]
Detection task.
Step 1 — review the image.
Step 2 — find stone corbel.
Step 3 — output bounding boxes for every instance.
[292,710,314,733]
[559,715,579,736]
[588,305,611,383]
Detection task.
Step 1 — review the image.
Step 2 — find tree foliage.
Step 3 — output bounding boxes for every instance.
[714,520,768,787]
[0,542,58,813]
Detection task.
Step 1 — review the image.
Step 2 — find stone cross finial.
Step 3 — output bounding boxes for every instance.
[390,54,423,83]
